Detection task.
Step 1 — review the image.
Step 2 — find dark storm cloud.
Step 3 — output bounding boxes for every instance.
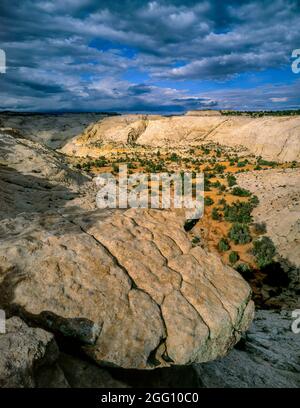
[0,0,299,111]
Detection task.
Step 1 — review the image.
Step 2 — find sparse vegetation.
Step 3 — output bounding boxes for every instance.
[229,251,239,264]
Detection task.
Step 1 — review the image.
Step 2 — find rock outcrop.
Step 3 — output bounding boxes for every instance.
[194,310,300,388]
[0,112,110,149]
[61,114,300,162]
[2,311,298,388]
[0,317,58,388]
[0,131,254,369]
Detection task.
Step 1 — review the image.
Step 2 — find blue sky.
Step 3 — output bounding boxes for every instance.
[0,0,300,112]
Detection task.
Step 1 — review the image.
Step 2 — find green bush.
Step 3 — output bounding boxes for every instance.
[249,195,259,207]
[252,237,276,268]
[212,207,221,220]
[204,196,214,206]
[231,186,251,197]
[218,238,230,252]
[237,160,247,167]
[235,263,252,276]
[227,174,237,187]
[224,201,253,223]
[94,159,107,167]
[214,164,226,173]
[257,158,277,167]
[170,152,180,162]
[228,223,251,244]
[218,184,226,193]
[253,222,267,234]
[112,163,119,173]
[229,251,240,264]
[191,236,201,246]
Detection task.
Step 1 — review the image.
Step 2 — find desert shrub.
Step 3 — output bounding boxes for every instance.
[218,184,226,193]
[191,236,201,246]
[252,236,276,268]
[201,146,210,155]
[212,207,221,220]
[75,163,82,169]
[211,180,221,188]
[228,223,251,244]
[127,162,136,169]
[257,158,277,167]
[291,161,297,168]
[170,153,180,162]
[214,164,226,173]
[231,186,251,197]
[204,196,214,206]
[229,251,240,264]
[112,163,119,173]
[235,263,253,277]
[224,201,253,223]
[82,162,91,171]
[218,238,230,252]
[94,159,107,167]
[249,195,259,207]
[237,160,247,167]
[253,222,267,234]
[218,198,226,206]
[227,174,237,187]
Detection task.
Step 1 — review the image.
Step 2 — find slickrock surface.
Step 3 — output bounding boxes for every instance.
[0,112,109,149]
[0,317,58,388]
[194,310,300,388]
[236,169,300,268]
[0,131,254,369]
[61,114,300,162]
[114,310,300,388]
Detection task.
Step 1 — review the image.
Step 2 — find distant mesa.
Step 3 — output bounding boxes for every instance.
[185,110,222,116]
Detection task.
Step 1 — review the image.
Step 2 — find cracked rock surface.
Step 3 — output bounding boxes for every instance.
[0,132,254,369]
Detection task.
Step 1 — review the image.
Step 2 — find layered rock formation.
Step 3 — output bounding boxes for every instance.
[61,114,300,162]
[0,112,110,149]
[0,317,57,388]
[0,130,254,370]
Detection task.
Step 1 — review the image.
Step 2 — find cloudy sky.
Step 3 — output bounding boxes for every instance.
[0,0,300,112]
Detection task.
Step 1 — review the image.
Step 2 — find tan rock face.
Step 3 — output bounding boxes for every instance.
[0,112,107,149]
[0,131,254,369]
[61,114,300,163]
[236,168,300,267]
